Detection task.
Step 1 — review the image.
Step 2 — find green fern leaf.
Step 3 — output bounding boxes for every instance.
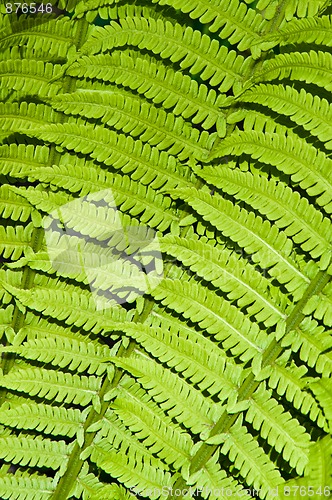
[50,90,214,160]
[151,278,266,361]
[0,402,85,438]
[81,17,248,91]
[253,50,332,92]
[0,367,101,406]
[306,377,332,429]
[16,164,178,231]
[0,224,33,260]
[237,83,332,147]
[1,282,130,334]
[90,447,172,500]
[150,0,266,51]
[0,185,39,224]
[215,418,283,498]
[0,435,70,470]
[112,356,221,436]
[0,1,331,497]
[88,405,169,471]
[0,102,60,139]
[2,336,111,375]
[117,321,242,400]
[197,167,332,262]
[246,385,310,473]
[169,187,310,298]
[72,52,223,129]
[302,285,332,326]
[188,450,252,499]
[0,144,50,179]
[0,475,54,500]
[0,16,79,59]
[0,59,62,97]
[17,123,184,219]
[256,15,332,53]
[281,318,332,377]
[208,131,332,212]
[111,394,192,470]
[161,234,288,325]
[265,359,328,429]
[278,436,332,499]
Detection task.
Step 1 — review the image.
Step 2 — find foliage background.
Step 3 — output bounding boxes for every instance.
[0,0,331,499]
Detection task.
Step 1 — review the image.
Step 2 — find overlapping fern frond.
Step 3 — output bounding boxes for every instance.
[0,1,331,499]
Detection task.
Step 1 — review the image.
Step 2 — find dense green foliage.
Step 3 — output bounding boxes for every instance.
[0,0,331,498]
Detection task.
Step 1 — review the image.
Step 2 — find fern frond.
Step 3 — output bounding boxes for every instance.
[73,52,223,129]
[1,282,130,334]
[2,336,111,375]
[281,0,329,19]
[238,84,332,147]
[81,18,249,91]
[76,469,137,500]
[281,318,332,377]
[73,0,124,21]
[208,131,332,213]
[86,407,173,496]
[228,107,300,139]
[246,385,310,473]
[0,1,330,496]
[7,187,72,221]
[198,167,332,262]
[278,435,332,498]
[253,50,332,92]
[17,123,185,216]
[151,0,266,51]
[257,15,332,53]
[305,436,332,486]
[0,435,70,470]
[0,269,23,305]
[117,322,242,400]
[21,311,92,344]
[17,163,177,231]
[0,144,50,179]
[214,419,283,498]
[88,404,169,471]
[0,185,38,223]
[151,278,267,362]
[306,377,332,429]
[88,443,172,500]
[188,450,252,499]
[0,16,78,59]
[50,90,214,160]
[160,235,288,326]
[111,394,192,470]
[0,305,14,340]
[0,475,54,500]
[302,283,332,326]
[75,465,137,500]
[0,224,33,260]
[26,160,186,199]
[0,402,85,439]
[112,356,221,436]
[0,102,60,137]
[266,359,328,429]
[0,367,101,406]
[170,187,310,298]
[16,234,162,304]
[0,59,62,97]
